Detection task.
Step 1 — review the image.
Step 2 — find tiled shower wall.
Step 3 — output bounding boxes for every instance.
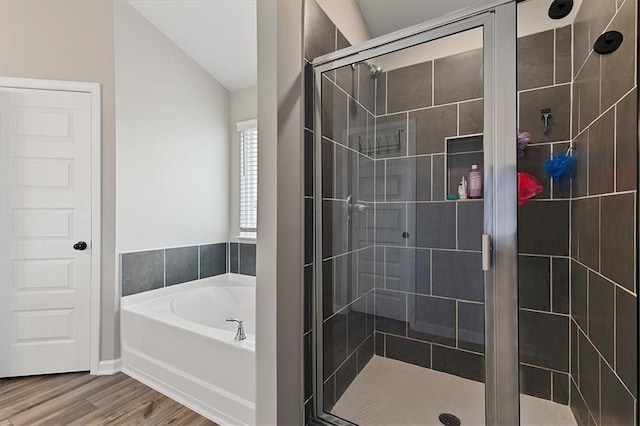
[568,0,638,424]
[370,49,488,383]
[120,242,256,296]
[516,26,572,404]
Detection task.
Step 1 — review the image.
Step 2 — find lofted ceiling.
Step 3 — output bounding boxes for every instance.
[355,0,496,38]
[127,0,256,92]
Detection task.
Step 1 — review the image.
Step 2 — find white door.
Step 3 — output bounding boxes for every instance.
[0,87,93,377]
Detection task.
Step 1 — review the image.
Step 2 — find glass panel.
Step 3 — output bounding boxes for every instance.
[319,27,487,424]
[516,1,637,425]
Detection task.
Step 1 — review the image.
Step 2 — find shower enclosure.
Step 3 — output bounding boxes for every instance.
[311,2,519,424]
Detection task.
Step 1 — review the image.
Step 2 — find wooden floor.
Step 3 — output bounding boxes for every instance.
[0,372,218,426]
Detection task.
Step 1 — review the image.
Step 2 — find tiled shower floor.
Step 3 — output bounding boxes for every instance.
[332,356,577,426]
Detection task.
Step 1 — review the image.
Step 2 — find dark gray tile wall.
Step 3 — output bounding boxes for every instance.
[568,0,638,423]
[121,242,231,296]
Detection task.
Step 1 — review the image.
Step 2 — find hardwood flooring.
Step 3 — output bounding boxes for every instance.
[0,372,218,425]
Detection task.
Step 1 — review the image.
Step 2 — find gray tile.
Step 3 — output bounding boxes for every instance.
[552,142,572,199]
[587,108,614,195]
[323,311,347,378]
[322,199,348,258]
[357,334,374,373]
[165,246,198,286]
[553,372,570,405]
[520,364,552,400]
[335,65,355,98]
[587,0,617,48]
[601,193,635,291]
[358,63,376,114]
[336,29,350,50]
[408,294,456,346]
[304,62,314,131]
[519,310,569,372]
[459,99,483,136]
[385,156,431,201]
[601,0,636,112]
[304,129,313,196]
[332,252,358,311]
[458,200,483,251]
[572,4,590,76]
[518,255,551,312]
[303,0,335,61]
[552,257,569,314]
[384,247,430,294]
[518,200,569,256]
[200,243,227,278]
[517,30,554,91]
[571,261,588,332]
[410,104,457,155]
[432,154,445,200]
[458,302,484,353]
[615,89,637,191]
[348,98,369,152]
[575,54,600,132]
[572,129,589,197]
[434,48,483,104]
[375,203,406,246]
[374,289,407,335]
[335,352,357,402]
[239,243,256,276]
[121,250,164,296]
[387,62,432,113]
[323,375,335,412]
[357,246,376,296]
[518,144,551,199]
[571,197,599,270]
[518,84,571,143]
[588,272,614,366]
[432,345,484,382]
[375,73,387,116]
[570,378,590,426]
[322,77,348,146]
[412,202,456,249]
[359,155,375,202]
[375,113,408,159]
[305,198,314,265]
[304,266,312,334]
[600,359,636,426]
[347,297,367,354]
[385,334,431,369]
[555,26,572,84]
[616,287,638,397]
[374,159,385,202]
[230,242,239,273]
[431,250,484,302]
[374,332,385,356]
[578,332,601,421]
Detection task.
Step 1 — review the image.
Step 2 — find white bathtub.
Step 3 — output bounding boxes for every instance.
[121,274,256,425]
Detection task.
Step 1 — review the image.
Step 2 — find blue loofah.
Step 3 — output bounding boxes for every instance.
[544,150,576,181]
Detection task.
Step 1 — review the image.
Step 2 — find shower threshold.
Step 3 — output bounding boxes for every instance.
[331,356,576,426]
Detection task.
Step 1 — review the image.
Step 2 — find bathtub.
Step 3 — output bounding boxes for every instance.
[121,274,256,425]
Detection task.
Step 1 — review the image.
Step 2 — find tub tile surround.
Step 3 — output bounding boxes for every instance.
[121,242,257,296]
[567,0,638,424]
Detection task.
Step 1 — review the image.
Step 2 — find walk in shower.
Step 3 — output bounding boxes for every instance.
[303,0,638,425]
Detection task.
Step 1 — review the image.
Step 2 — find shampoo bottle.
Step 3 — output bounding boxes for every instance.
[469,164,482,199]
[458,176,468,200]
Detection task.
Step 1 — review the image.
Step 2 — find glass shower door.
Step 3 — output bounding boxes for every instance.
[312,3,518,425]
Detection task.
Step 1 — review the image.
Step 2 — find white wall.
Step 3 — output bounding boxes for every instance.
[229,85,258,242]
[115,2,230,254]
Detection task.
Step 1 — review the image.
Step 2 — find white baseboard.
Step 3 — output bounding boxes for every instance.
[95,358,122,375]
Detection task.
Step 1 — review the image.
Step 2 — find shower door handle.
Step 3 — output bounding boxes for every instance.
[482,234,491,271]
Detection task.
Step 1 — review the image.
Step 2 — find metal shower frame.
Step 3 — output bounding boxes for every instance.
[311,1,519,424]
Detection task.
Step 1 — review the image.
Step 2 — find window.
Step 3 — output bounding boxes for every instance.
[237,119,258,237]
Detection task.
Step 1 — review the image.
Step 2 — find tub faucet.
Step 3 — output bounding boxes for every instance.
[226,318,246,341]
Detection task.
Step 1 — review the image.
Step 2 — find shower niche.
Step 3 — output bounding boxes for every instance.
[445,135,484,198]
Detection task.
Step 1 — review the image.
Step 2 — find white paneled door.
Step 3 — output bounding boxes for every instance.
[0,86,94,377]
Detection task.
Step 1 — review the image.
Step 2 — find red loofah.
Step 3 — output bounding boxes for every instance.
[518,172,543,206]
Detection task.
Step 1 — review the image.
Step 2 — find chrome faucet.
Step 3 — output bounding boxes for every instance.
[226,318,246,341]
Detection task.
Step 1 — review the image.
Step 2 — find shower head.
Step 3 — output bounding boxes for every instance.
[351,61,383,79]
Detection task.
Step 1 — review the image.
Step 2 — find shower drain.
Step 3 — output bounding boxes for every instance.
[438,413,461,426]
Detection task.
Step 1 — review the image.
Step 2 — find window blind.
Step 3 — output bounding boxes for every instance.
[238,120,258,235]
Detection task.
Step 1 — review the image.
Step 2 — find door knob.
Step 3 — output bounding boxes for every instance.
[73,241,88,251]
